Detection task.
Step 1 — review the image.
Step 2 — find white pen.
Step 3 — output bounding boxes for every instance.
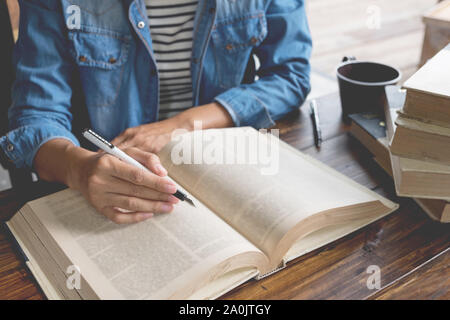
[82,128,195,207]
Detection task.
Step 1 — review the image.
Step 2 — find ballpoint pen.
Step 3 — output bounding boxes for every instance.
[82,128,195,207]
[310,99,322,148]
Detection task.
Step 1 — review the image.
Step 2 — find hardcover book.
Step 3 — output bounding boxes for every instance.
[349,86,450,223]
[385,86,449,222]
[402,44,450,125]
[6,127,398,299]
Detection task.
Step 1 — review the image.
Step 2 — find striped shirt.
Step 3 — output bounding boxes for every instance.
[145,0,198,120]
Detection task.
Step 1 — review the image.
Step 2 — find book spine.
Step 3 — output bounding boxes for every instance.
[2,221,56,299]
[390,126,450,165]
[399,110,450,130]
[402,91,450,126]
[2,221,29,262]
[443,204,450,223]
[255,261,287,280]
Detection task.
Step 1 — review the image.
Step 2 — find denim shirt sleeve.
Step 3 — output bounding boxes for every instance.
[215,0,312,128]
[0,0,79,169]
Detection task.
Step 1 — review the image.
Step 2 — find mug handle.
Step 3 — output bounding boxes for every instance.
[342,56,356,63]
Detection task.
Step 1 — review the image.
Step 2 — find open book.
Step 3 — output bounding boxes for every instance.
[6,127,398,299]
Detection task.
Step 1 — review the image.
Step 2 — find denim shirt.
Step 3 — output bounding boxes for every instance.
[0,0,312,169]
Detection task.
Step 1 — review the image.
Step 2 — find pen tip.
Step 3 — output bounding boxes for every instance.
[185,197,196,207]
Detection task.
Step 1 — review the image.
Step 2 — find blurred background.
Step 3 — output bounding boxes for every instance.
[306,0,441,98]
[0,0,447,191]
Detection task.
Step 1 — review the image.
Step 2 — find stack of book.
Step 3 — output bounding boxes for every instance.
[349,85,450,223]
[391,44,450,165]
[385,86,450,223]
[349,45,450,223]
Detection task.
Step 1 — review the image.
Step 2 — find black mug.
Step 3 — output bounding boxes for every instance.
[336,57,401,122]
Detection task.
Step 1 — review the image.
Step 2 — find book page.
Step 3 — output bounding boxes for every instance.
[395,115,450,137]
[403,44,450,98]
[6,219,66,300]
[26,188,267,299]
[160,128,397,267]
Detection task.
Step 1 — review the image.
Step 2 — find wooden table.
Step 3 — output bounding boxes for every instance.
[0,93,449,300]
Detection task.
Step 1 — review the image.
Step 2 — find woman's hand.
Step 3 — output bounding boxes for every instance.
[69,146,180,224]
[111,102,234,153]
[34,139,179,224]
[111,116,183,154]
[34,103,232,224]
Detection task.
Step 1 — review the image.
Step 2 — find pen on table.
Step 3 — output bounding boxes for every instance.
[82,128,195,207]
[310,99,322,148]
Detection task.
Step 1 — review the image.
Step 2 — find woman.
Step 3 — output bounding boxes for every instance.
[0,0,312,223]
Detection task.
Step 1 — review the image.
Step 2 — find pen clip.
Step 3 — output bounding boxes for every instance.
[82,128,114,149]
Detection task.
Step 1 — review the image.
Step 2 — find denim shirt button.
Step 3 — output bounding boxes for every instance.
[225,44,233,51]
[151,69,157,76]
[250,37,258,45]
[6,144,14,152]
[192,57,198,64]
[79,56,87,63]
[209,7,215,14]
[137,21,145,29]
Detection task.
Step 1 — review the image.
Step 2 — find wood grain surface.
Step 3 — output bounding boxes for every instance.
[0,93,448,300]
[221,93,450,299]
[0,0,448,300]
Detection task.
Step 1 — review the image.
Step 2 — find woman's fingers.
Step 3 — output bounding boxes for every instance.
[101,207,154,224]
[106,156,177,194]
[106,176,179,204]
[110,129,133,147]
[110,195,174,214]
[79,147,179,225]
[124,147,168,176]
[110,136,125,147]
